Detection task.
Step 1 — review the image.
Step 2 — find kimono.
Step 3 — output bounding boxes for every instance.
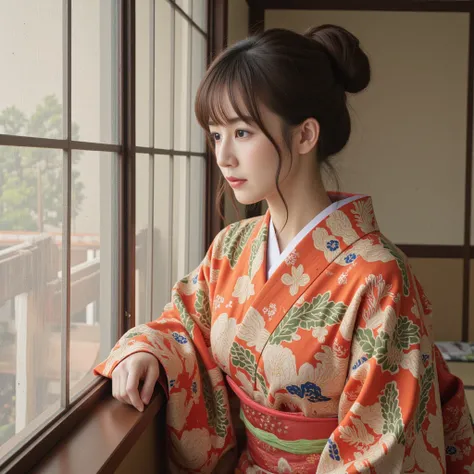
[94,192,474,473]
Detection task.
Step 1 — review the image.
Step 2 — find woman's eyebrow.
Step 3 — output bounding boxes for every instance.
[208,116,254,126]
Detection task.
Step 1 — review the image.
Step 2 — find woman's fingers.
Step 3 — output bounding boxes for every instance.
[126,368,144,412]
[140,362,160,406]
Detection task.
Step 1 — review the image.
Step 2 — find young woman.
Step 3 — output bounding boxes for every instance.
[94,25,474,473]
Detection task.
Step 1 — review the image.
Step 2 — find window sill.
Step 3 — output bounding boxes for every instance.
[29,381,165,474]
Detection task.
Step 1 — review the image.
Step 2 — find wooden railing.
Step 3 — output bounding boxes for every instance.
[0,235,101,442]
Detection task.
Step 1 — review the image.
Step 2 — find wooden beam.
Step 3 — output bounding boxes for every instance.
[206,0,228,247]
[252,0,474,12]
[462,13,474,341]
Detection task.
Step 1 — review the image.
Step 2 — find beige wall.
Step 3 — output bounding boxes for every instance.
[266,10,469,246]
[409,258,464,341]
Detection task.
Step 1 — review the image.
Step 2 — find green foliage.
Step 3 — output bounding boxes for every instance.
[0,95,84,231]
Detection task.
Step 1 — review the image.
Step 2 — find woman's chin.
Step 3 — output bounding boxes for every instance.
[234,194,262,206]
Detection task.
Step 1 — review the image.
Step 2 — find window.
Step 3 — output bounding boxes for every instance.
[0,0,209,468]
[135,0,207,324]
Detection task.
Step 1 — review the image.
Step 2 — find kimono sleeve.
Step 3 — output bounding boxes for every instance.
[93,229,237,473]
[93,238,216,379]
[317,266,474,474]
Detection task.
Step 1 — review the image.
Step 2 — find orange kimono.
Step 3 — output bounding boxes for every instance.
[94,193,474,473]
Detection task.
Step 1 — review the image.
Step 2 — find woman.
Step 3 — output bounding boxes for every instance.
[94,25,474,473]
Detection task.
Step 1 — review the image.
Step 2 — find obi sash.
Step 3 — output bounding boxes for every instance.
[227,376,339,473]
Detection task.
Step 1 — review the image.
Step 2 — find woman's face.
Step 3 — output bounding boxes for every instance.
[209,94,295,206]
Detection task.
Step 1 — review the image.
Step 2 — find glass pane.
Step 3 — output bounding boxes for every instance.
[136,155,151,325]
[191,29,207,153]
[0,146,63,454]
[175,0,191,16]
[154,0,173,149]
[152,156,172,317]
[174,12,191,151]
[136,0,153,147]
[172,156,190,283]
[72,0,119,144]
[70,151,117,399]
[193,0,208,32]
[189,156,206,269]
[0,1,63,139]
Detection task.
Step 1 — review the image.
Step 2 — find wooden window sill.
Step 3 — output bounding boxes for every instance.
[29,382,165,474]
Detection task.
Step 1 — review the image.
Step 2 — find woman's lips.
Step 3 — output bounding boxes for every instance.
[226,177,247,188]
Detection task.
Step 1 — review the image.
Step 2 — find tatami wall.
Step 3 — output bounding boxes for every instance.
[227,3,474,342]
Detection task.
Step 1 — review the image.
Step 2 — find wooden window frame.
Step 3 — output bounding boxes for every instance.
[0,1,225,472]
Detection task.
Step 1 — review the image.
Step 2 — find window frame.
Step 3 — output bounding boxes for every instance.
[0,0,225,471]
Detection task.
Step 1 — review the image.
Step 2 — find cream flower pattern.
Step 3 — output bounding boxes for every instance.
[281,264,310,296]
[94,194,474,473]
[232,275,255,303]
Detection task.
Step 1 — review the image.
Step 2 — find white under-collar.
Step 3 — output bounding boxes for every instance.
[267,194,362,278]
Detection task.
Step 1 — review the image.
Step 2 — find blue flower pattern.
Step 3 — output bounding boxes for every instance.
[172,332,188,344]
[446,445,457,456]
[286,382,331,403]
[326,240,340,252]
[344,253,357,264]
[328,439,341,461]
[169,379,175,388]
[352,356,368,371]
[191,381,197,394]
[192,275,198,284]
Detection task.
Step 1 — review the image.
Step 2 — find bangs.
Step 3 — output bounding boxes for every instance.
[195,52,265,132]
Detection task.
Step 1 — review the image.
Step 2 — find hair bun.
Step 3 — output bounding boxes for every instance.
[304,24,370,93]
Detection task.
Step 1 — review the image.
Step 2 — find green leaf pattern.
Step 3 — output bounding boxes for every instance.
[380,381,405,444]
[214,389,230,437]
[173,292,195,336]
[249,224,268,280]
[355,328,376,358]
[230,342,257,377]
[356,317,420,374]
[222,221,258,269]
[268,293,347,345]
[381,238,410,297]
[416,365,434,433]
[195,289,211,328]
[256,372,269,398]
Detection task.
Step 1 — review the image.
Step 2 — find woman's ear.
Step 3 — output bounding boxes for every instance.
[295,118,320,155]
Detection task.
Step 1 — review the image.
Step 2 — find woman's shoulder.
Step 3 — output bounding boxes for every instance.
[344,232,415,294]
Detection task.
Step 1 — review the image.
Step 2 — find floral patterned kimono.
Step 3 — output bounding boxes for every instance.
[94,193,474,473]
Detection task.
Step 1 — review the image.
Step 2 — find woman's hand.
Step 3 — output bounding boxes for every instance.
[111,352,160,412]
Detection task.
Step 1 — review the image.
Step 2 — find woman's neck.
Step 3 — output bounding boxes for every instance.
[266,174,332,253]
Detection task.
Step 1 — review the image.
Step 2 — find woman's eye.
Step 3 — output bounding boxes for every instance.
[211,132,221,142]
[236,130,249,138]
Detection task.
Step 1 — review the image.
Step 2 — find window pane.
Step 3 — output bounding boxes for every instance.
[154,0,173,149]
[136,155,151,325]
[189,156,206,269]
[70,151,117,399]
[72,0,119,144]
[172,156,190,283]
[0,146,63,455]
[136,0,153,147]
[191,29,207,153]
[193,0,208,32]
[0,1,63,139]
[152,156,172,316]
[174,12,191,151]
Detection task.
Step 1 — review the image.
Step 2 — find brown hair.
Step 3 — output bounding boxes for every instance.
[195,24,370,222]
